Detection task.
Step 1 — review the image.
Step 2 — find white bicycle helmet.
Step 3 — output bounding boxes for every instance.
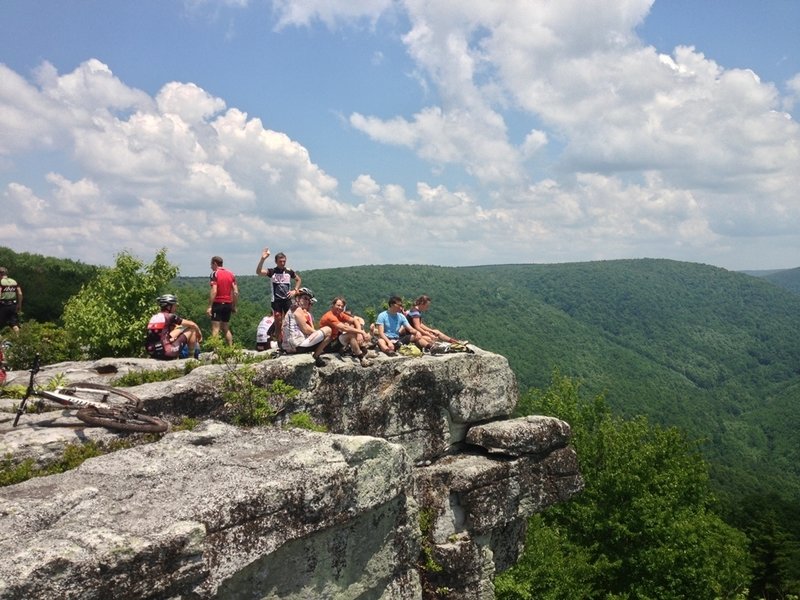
[156,294,178,307]
[297,287,315,300]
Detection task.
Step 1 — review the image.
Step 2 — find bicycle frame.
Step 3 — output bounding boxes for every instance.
[12,354,131,426]
[12,353,168,434]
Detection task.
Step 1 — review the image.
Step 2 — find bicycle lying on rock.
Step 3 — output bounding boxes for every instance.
[12,354,169,433]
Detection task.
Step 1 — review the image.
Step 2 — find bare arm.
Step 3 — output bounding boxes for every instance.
[181,318,203,341]
[375,322,390,344]
[294,308,315,336]
[16,285,22,312]
[256,247,270,276]
[232,282,239,311]
[208,283,217,309]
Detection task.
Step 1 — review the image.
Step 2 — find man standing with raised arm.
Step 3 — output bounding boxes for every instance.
[255,247,301,343]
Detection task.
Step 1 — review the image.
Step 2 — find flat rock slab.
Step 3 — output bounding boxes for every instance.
[0,410,123,465]
[0,421,420,600]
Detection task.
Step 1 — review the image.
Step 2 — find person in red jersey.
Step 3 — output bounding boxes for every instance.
[207,256,238,346]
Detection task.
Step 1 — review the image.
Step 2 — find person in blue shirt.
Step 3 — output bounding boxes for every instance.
[375,296,432,356]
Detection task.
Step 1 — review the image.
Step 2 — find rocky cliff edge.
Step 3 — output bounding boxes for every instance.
[0,347,583,599]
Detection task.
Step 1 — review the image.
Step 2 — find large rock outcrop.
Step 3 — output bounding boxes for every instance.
[0,348,584,598]
[0,422,420,599]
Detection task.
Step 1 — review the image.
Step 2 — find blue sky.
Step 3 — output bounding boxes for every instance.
[1,0,798,276]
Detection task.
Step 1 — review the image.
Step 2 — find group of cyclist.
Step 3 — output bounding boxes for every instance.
[146,248,465,366]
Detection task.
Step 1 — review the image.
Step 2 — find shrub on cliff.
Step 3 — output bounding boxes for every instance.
[62,249,178,359]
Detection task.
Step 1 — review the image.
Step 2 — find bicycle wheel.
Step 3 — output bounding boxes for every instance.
[54,382,143,411]
[77,406,169,433]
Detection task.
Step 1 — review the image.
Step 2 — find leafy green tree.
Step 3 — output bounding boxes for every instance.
[62,249,178,358]
[723,493,800,599]
[494,513,596,600]
[499,372,752,599]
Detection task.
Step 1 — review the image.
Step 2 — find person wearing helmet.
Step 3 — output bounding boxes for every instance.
[281,287,331,367]
[145,294,202,360]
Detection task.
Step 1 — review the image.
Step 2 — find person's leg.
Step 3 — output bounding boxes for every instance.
[415,332,434,349]
[311,327,332,359]
[170,328,201,354]
[343,332,359,355]
[182,329,199,350]
[211,303,233,345]
[428,327,451,342]
[272,299,290,343]
[0,306,19,334]
[164,332,189,359]
[354,330,370,347]
[220,322,233,345]
[344,333,371,365]
[297,328,331,365]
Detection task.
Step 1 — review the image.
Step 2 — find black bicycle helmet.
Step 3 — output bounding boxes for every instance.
[156,294,178,307]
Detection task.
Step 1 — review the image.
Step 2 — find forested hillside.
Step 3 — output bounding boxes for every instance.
[233,260,800,504]
[757,266,800,295]
[0,246,101,323]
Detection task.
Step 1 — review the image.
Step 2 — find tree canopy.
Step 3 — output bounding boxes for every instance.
[497,373,752,599]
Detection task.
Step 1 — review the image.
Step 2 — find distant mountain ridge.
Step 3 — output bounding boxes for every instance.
[750,266,800,295]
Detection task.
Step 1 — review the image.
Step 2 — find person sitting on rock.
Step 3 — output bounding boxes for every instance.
[320,296,373,367]
[375,296,432,356]
[255,314,276,351]
[281,287,331,367]
[146,294,202,360]
[406,295,467,345]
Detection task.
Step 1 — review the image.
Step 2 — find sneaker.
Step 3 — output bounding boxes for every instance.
[385,350,397,357]
[359,356,372,367]
[365,350,379,359]
[314,355,327,367]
